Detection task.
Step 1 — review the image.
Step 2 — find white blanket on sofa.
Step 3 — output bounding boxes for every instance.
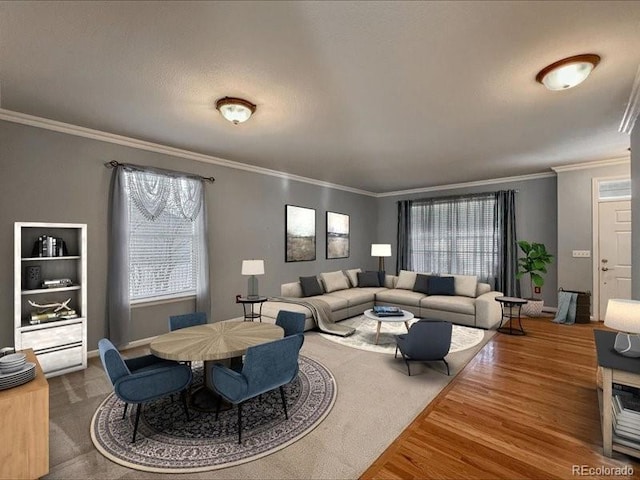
[270,296,355,337]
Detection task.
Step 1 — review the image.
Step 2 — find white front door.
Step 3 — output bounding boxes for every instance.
[598,200,632,320]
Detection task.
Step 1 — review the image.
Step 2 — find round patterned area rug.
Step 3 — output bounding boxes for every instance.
[319,315,485,354]
[90,355,335,473]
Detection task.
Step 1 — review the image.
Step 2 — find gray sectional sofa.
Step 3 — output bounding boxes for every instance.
[260,269,504,331]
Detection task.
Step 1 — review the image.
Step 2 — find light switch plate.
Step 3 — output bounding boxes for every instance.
[572,250,591,258]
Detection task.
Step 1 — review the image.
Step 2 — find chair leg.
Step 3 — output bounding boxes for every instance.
[215,395,221,421]
[279,385,288,419]
[394,345,398,358]
[132,403,142,443]
[405,360,411,376]
[180,390,190,421]
[443,358,450,376]
[122,402,128,419]
[237,402,243,444]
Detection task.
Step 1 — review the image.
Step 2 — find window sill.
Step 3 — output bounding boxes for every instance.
[131,293,196,308]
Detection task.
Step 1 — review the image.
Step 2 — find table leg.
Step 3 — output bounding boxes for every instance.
[190,359,233,412]
[375,321,382,345]
[602,367,613,457]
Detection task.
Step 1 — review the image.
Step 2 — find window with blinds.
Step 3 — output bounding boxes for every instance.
[409,194,497,282]
[126,176,199,301]
[598,178,631,200]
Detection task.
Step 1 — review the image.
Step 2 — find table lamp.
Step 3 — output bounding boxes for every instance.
[604,299,640,357]
[241,260,264,299]
[371,244,392,271]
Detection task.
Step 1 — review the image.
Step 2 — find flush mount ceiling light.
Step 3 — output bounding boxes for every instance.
[215,97,256,125]
[536,54,601,91]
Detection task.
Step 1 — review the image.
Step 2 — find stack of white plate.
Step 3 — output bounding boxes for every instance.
[0,353,36,390]
[0,353,26,373]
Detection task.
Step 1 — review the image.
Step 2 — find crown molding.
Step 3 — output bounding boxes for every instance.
[0,108,376,197]
[620,64,640,135]
[376,171,556,198]
[551,156,630,173]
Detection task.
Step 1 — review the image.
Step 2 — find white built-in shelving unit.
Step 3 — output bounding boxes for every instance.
[14,222,87,377]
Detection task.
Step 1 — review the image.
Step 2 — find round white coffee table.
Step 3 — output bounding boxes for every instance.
[363,308,414,345]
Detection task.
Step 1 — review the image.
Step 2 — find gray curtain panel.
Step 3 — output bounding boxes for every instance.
[196,195,211,320]
[396,200,412,273]
[107,166,131,347]
[494,190,520,297]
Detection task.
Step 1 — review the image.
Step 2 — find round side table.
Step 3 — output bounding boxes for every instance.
[236,295,268,322]
[495,296,528,335]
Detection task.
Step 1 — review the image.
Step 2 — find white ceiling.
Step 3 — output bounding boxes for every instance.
[1,1,639,193]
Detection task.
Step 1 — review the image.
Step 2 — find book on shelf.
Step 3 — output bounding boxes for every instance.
[30,309,77,324]
[613,433,640,449]
[616,393,640,416]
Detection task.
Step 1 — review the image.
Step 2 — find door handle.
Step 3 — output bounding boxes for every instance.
[601,267,610,271]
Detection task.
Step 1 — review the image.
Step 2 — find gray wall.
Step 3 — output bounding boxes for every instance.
[376,177,559,307]
[633,127,640,299]
[0,120,378,349]
[556,162,630,312]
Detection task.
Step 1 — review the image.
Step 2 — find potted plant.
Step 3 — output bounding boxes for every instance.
[516,240,554,317]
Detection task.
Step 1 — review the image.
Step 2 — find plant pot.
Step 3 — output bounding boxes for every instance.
[521,299,544,317]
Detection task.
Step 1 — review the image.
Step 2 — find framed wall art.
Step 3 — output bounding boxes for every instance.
[326,211,349,259]
[285,205,316,262]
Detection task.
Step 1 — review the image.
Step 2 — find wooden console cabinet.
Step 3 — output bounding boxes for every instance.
[0,349,49,479]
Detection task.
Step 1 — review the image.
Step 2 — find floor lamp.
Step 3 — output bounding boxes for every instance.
[371,244,391,271]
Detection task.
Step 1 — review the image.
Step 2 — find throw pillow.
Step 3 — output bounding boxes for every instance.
[427,276,455,295]
[345,268,362,287]
[299,276,323,297]
[357,271,381,287]
[413,274,432,294]
[395,270,417,290]
[320,271,350,293]
[452,274,478,298]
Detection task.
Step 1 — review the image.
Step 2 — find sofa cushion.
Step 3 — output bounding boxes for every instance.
[395,270,417,290]
[376,288,426,307]
[358,271,381,287]
[320,271,350,293]
[299,276,323,297]
[477,282,491,296]
[453,274,478,298]
[413,273,436,294]
[329,287,380,306]
[421,295,475,315]
[281,281,303,298]
[428,276,455,295]
[345,268,362,287]
[312,294,349,310]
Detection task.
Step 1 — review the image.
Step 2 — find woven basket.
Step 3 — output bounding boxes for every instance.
[521,299,544,317]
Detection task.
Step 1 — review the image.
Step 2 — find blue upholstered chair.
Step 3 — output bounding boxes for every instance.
[210,333,304,444]
[168,311,207,331]
[394,320,452,376]
[98,338,193,443]
[275,310,306,337]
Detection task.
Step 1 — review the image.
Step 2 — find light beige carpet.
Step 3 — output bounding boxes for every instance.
[45,328,495,480]
[319,315,485,355]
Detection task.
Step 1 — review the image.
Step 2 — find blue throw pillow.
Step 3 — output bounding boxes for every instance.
[427,276,455,295]
[299,276,323,297]
[358,271,381,287]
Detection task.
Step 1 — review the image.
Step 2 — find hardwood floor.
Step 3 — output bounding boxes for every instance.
[361,319,640,479]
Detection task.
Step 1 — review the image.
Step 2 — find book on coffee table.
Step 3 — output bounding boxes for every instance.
[373,306,404,317]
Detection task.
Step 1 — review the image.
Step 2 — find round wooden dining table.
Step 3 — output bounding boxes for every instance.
[150,319,283,410]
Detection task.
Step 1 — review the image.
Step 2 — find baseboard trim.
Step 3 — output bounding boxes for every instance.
[87,335,157,359]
